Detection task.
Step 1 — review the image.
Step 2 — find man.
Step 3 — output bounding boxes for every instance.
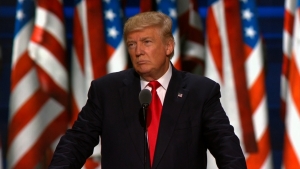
[49,11,246,169]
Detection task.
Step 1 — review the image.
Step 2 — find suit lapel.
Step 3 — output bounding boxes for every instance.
[119,70,146,165]
[152,68,189,169]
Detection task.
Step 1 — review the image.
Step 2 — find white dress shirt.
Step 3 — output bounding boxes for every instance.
[140,63,172,105]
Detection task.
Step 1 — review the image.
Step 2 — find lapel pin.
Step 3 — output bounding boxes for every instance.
[178,93,183,98]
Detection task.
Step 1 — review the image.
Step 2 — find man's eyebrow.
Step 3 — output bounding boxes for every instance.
[126,39,135,43]
[140,37,152,41]
[142,36,152,39]
[127,37,151,43]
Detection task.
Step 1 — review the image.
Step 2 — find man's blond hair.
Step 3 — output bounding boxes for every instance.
[124,11,175,57]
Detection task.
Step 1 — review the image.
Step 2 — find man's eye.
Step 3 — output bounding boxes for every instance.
[127,43,136,48]
[144,40,151,44]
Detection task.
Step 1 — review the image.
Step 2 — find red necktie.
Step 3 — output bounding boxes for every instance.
[147,81,162,166]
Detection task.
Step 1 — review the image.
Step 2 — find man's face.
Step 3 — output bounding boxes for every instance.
[126,26,173,81]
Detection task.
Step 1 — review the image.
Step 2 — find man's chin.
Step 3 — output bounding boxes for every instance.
[136,70,150,76]
[135,65,151,73]
[135,69,152,77]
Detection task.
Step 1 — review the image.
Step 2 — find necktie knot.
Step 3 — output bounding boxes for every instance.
[148,81,161,91]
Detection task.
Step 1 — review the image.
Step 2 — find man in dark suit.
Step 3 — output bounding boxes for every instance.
[49,11,246,169]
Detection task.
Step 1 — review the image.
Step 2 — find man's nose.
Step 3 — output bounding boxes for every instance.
[135,44,144,56]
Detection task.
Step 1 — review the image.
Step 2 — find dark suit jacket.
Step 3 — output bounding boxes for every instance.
[49,65,246,169]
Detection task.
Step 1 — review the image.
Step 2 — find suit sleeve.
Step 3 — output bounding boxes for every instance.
[49,80,103,168]
[202,82,247,169]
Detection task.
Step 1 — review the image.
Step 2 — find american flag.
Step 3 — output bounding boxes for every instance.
[282,0,300,168]
[177,0,205,74]
[204,0,257,168]
[71,1,105,168]
[8,0,68,168]
[103,0,127,73]
[71,0,107,132]
[156,0,181,70]
[239,0,272,168]
[71,0,126,168]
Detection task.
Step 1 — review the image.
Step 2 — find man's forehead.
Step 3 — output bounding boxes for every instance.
[126,27,160,39]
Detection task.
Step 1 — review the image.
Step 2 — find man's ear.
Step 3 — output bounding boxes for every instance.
[165,39,175,56]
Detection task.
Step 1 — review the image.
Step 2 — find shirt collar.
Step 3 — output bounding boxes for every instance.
[140,62,172,90]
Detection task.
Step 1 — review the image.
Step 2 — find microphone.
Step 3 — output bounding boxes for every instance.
[139,89,152,109]
[139,89,152,169]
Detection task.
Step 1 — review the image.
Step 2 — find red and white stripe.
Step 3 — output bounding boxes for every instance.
[244,16,272,169]
[204,0,257,168]
[106,41,127,73]
[71,0,107,125]
[71,1,107,168]
[71,1,126,168]
[244,40,273,169]
[8,0,68,168]
[177,0,205,73]
[282,0,300,168]
[281,0,296,117]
